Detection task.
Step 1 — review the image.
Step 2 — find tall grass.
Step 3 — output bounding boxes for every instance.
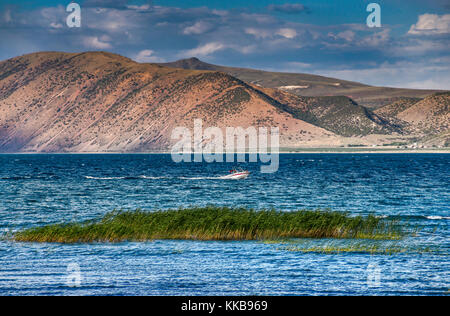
[14,206,401,243]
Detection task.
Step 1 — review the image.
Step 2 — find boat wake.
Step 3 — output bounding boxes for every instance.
[84,175,167,180]
[84,176,126,180]
[138,175,169,180]
[425,215,450,220]
[178,176,222,180]
[381,214,450,221]
[84,175,241,181]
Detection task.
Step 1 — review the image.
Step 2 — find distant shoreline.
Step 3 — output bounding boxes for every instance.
[1,148,449,154]
[278,147,450,154]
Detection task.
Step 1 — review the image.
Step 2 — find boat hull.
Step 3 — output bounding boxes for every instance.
[220,172,250,180]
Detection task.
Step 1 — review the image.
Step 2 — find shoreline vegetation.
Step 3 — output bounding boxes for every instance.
[14,207,402,243]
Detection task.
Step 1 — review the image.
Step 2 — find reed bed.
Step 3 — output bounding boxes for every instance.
[269,239,409,255]
[268,239,444,255]
[277,244,407,255]
[14,206,401,243]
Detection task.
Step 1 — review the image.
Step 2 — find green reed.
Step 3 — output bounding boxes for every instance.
[14,206,402,243]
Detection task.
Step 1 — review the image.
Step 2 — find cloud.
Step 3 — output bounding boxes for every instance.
[267,3,308,14]
[276,28,297,39]
[183,42,225,57]
[1,3,448,89]
[234,45,257,54]
[212,9,228,17]
[245,27,297,39]
[126,4,151,11]
[183,21,211,35]
[408,14,450,35]
[360,29,390,47]
[391,38,448,56]
[315,60,450,89]
[134,49,164,62]
[402,78,450,89]
[82,0,135,9]
[82,36,112,49]
[336,30,355,42]
[245,27,272,39]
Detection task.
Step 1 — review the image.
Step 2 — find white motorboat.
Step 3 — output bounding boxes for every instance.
[220,168,250,180]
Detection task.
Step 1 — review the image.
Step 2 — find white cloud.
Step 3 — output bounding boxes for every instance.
[82,36,112,49]
[126,4,151,11]
[276,28,297,39]
[245,27,272,39]
[134,49,165,63]
[360,29,390,47]
[392,39,448,56]
[212,9,228,17]
[87,8,135,32]
[245,27,297,39]
[183,42,225,57]
[2,4,449,90]
[408,14,450,35]
[336,30,355,42]
[235,45,257,54]
[183,21,211,35]
[316,61,450,89]
[401,78,450,90]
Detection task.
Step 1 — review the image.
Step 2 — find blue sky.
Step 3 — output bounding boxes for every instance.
[0,0,449,88]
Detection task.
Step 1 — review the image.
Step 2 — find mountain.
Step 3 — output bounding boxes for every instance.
[0,52,341,152]
[0,52,447,153]
[261,89,399,137]
[396,92,449,134]
[161,58,443,109]
[375,92,449,145]
[374,97,421,118]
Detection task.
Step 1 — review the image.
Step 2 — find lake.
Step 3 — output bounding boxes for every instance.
[0,154,448,295]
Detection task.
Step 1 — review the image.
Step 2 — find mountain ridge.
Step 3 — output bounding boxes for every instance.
[0,52,337,152]
[160,57,444,109]
[0,52,448,152]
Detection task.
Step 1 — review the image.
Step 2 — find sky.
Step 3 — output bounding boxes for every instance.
[0,0,449,89]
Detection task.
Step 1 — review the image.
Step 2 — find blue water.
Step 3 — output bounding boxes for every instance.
[0,154,448,295]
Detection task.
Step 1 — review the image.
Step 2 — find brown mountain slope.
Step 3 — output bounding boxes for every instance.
[375,93,449,134]
[261,88,400,137]
[397,92,449,135]
[374,97,421,118]
[0,52,340,152]
[374,92,450,146]
[160,58,443,109]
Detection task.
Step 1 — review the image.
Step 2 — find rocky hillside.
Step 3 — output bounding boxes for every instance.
[374,97,422,118]
[396,92,449,135]
[375,93,449,139]
[0,52,340,152]
[262,88,399,137]
[0,52,447,152]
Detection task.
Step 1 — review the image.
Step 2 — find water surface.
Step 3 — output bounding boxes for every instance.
[0,154,448,295]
